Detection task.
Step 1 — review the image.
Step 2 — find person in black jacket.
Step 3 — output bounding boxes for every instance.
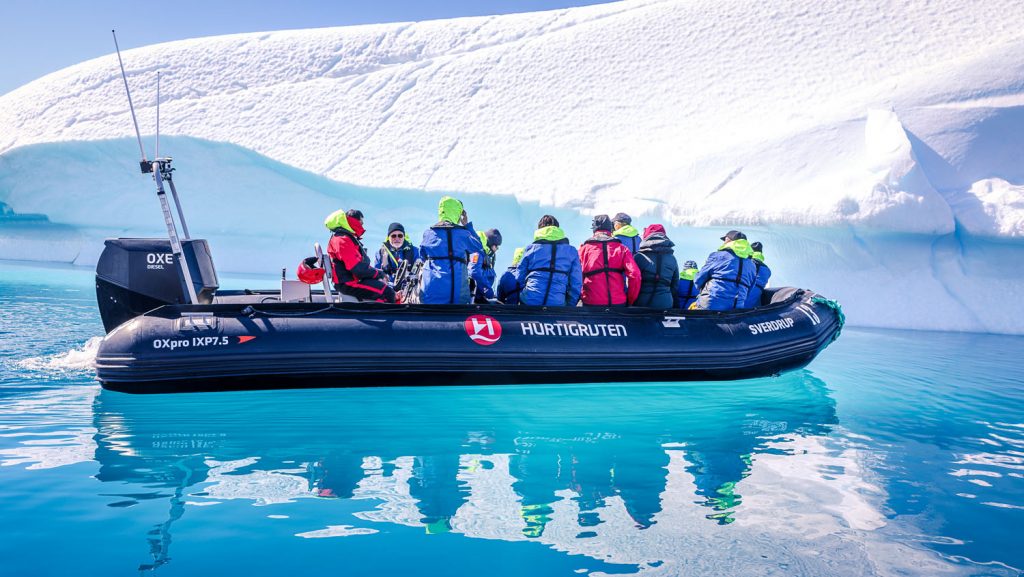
[633,224,679,309]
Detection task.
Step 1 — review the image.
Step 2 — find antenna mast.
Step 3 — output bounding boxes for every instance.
[112,30,198,304]
[112,30,149,168]
[155,70,192,239]
[155,71,160,159]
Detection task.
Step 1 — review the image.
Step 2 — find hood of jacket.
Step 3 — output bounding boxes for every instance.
[612,224,640,238]
[533,226,567,242]
[752,251,765,262]
[638,232,674,253]
[642,224,666,238]
[477,231,493,255]
[438,196,464,224]
[719,238,753,258]
[585,231,616,243]
[324,209,364,238]
[680,267,698,281]
[510,247,525,267]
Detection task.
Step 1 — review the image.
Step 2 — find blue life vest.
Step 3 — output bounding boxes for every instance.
[469,246,497,300]
[675,269,699,309]
[497,268,521,305]
[418,222,484,304]
[374,241,419,278]
[743,257,772,308]
[694,240,757,311]
[514,228,583,306]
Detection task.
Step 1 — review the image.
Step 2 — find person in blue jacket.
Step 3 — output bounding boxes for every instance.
[674,260,700,309]
[418,196,485,304]
[612,212,641,254]
[469,228,502,302]
[497,247,525,305]
[693,230,757,310]
[743,241,772,308]
[373,222,420,281]
[514,215,583,306]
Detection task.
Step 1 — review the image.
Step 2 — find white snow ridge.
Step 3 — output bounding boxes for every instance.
[1,0,1024,333]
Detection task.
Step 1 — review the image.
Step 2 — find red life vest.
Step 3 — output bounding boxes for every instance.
[327,221,386,295]
[578,232,641,305]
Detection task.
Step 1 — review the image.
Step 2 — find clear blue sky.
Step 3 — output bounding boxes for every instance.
[0,0,615,96]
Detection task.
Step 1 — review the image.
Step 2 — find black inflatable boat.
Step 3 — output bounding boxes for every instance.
[90,54,844,394]
[86,154,845,396]
[94,234,844,393]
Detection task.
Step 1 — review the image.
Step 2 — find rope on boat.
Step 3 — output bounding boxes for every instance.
[241,305,338,318]
[810,296,845,341]
[240,304,405,318]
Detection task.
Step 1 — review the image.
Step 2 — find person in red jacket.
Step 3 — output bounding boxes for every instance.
[325,208,396,303]
[578,214,641,306]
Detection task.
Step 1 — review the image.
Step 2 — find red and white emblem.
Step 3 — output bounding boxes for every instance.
[464,315,502,346]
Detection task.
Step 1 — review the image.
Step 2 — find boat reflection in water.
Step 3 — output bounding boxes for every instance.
[89,372,939,574]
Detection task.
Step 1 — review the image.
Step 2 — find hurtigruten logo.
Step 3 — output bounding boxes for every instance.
[464,315,502,346]
[520,321,628,337]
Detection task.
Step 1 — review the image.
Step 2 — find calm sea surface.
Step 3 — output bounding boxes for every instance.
[1,261,1022,576]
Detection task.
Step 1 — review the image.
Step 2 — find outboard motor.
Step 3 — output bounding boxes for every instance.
[96,238,218,332]
[97,36,222,333]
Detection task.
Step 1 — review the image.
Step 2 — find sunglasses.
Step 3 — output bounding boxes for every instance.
[389,233,405,239]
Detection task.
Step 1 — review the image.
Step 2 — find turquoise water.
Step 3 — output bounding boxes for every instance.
[1,261,1022,576]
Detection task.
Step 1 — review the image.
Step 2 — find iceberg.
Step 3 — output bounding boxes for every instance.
[1,0,1023,333]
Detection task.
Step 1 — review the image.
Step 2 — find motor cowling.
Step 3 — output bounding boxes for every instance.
[96,238,218,332]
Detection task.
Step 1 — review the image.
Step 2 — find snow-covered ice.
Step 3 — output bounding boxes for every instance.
[1,0,1023,333]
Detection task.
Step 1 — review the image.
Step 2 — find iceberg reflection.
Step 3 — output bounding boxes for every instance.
[0,366,998,574]
[82,372,919,571]
[5,369,979,574]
